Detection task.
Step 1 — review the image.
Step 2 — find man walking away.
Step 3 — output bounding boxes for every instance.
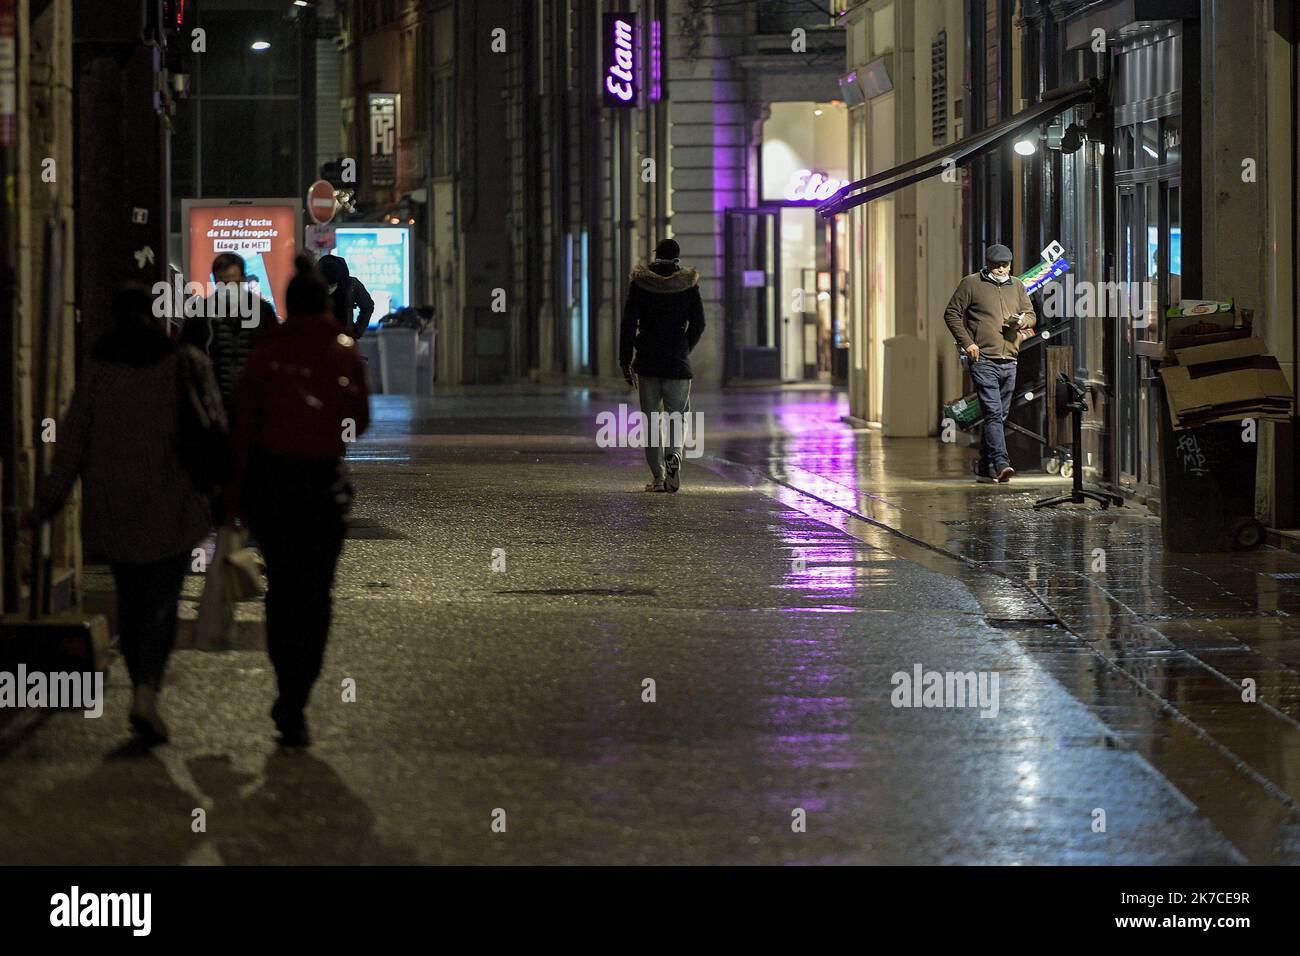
[228,256,371,747]
[942,243,1036,484]
[179,252,275,419]
[618,238,706,493]
[319,254,376,339]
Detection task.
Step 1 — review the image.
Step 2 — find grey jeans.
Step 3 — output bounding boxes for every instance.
[637,375,692,481]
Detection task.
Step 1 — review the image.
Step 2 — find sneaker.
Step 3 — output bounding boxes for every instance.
[277,722,311,748]
[645,480,665,492]
[997,465,1015,483]
[975,472,998,484]
[128,686,169,746]
[664,454,681,493]
[271,699,310,748]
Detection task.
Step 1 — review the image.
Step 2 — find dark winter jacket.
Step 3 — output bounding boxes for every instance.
[942,270,1037,360]
[38,324,217,563]
[178,293,276,413]
[228,310,371,520]
[319,255,376,338]
[618,260,707,380]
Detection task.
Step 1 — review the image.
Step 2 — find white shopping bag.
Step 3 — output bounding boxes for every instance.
[194,526,247,650]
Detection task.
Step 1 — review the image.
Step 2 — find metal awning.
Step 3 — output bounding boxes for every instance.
[816,79,1105,218]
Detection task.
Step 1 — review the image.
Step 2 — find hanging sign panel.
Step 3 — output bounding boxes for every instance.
[368,92,399,188]
[602,13,637,107]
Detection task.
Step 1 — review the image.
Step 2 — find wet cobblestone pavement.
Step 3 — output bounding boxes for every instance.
[0,386,1294,863]
[701,387,1300,862]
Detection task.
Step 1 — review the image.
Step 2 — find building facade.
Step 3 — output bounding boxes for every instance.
[837,0,1300,530]
[337,0,849,388]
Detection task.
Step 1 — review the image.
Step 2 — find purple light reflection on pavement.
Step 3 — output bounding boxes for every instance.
[767,399,862,512]
[766,730,856,771]
[759,398,864,773]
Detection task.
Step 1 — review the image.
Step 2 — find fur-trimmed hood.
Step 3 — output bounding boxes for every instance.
[631,262,700,294]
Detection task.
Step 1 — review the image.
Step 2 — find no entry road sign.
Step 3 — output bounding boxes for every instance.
[307,179,337,225]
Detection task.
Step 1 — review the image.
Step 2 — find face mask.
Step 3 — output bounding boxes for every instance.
[987,268,1011,284]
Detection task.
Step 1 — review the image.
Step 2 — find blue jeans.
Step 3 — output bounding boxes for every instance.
[637,375,692,481]
[969,358,1017,476]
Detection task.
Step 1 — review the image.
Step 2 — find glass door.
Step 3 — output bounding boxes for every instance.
[1116,185,1138,487]
[724,208,781,382]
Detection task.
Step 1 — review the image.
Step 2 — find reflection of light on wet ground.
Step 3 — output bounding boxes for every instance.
[347,453,412,463]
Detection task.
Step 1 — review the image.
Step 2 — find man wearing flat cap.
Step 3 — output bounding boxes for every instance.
[943,243,1036,483]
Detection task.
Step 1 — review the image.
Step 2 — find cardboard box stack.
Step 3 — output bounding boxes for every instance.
[1158,299,1294,430]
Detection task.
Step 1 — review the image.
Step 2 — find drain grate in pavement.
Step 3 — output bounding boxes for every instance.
[346,519,407,540]
[1145,609,1290,620]
[496,587,658,597]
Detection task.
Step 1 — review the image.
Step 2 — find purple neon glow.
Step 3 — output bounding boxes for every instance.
[650,20,662,101]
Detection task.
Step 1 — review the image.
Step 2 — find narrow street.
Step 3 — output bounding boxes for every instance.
[2,387,1295,865]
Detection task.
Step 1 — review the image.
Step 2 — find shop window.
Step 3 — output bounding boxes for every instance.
[1139,119,1158,167]
[1161,115,1181,167]
[200,100,299,199]
[1117,125,1135,171]
[196,12,299,96]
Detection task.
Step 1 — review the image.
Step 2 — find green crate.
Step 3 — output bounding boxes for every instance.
[943,392,984,431]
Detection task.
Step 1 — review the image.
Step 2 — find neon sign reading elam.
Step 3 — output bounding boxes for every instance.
[603,13,637,107]
[784,169,849,202]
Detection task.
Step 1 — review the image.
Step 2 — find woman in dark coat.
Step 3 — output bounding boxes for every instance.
[38,284,224,744]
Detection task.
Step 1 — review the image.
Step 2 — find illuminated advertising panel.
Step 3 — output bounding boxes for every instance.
[182,198,300,319]
[329,224,412,328]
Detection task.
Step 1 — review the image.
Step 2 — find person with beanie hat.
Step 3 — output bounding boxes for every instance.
[618,237,706,492]
[942,243,1037,483]
[228,255,371,746]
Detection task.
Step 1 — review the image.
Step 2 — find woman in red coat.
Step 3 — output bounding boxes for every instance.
[228,256,371,746]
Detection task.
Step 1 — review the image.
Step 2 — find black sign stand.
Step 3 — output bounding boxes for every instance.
[1034,373,1124,511]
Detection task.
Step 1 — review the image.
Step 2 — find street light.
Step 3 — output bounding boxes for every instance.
[1013,135,1037,156]
[250,40,271,52]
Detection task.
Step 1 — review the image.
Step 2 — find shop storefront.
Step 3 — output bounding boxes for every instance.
[1041,2,1198,503]
[724,101,850,383]
[1108,21,1187,502]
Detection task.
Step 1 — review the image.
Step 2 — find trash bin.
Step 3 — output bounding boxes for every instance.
[378,326,418,395]
[356,333,381,393]
[1157,383,1262,551]
[883,335,931,436]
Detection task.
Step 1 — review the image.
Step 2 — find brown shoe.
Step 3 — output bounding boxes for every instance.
[997,465,1015,483]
